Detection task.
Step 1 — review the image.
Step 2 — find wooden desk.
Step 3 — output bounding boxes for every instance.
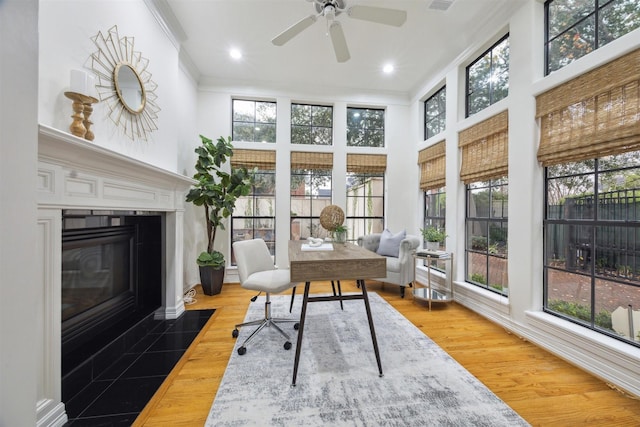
[288,240,386,386]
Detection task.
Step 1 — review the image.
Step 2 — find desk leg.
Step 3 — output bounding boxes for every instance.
[292,281,311,386]
[358,279,384,377]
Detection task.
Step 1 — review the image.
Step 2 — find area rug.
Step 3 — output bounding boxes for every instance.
[206,293,529,426]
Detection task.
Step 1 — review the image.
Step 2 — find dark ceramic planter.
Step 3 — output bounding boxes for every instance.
[199,265,225,296]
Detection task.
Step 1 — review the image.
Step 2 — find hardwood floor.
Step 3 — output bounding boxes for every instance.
[134,281,640,426]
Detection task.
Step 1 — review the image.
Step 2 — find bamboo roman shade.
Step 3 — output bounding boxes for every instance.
[290,151,333,170]
[536,48,640,166]
[230,149,276,169]
[459,110,509,184]
[418,140,446,190]
[346,153,387,173]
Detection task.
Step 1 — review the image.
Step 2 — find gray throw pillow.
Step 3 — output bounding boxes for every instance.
[376,229,406,258]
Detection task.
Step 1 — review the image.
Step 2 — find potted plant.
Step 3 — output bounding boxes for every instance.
[333,224,348,244]
[186,135,253,295]
[420,226,447,251]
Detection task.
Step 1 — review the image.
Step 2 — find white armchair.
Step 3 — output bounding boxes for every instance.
[357,233,421,297]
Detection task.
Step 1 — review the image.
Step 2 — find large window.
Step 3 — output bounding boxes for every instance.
[347,107,385,147]
[290,169,332,240]
[346,154,386,241]
[232,170,276,262]
[544,153,640,347]
[346,173,385,242]
[424,86,446,140]
[424,187,446,243]
[466,35,509,117]
[232,99,276,143]
[291,103,333,145]
[466,178,508,295]
[545,0,640,75]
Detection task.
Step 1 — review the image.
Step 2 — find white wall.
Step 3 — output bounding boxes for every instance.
[38,0,181,173]
[0,1,40,425]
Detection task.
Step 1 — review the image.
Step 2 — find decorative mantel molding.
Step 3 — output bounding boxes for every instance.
[36,124,193,426]
[39,125,192,192]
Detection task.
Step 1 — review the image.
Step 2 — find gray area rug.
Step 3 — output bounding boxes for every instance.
[206,292,529,426]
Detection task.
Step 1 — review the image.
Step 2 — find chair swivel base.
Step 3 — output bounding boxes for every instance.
[232,317,299,355]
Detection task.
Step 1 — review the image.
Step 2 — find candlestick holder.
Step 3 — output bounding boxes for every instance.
[64,91,92,138]
[82,96,99,141]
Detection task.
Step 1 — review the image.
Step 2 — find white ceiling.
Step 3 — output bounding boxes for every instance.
[164,0,526,98]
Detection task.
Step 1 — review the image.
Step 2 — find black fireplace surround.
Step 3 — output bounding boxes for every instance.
[61,210,162,379]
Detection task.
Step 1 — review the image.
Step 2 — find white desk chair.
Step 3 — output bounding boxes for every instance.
[232,239,299,355]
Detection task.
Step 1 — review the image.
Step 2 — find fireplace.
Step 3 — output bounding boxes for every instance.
[37,125,193,425]
[61,210,162,375]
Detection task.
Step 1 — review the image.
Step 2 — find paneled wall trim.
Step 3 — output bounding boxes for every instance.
[36,125,193,425]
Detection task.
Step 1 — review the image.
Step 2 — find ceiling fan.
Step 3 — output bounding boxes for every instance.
[271,0,407,63]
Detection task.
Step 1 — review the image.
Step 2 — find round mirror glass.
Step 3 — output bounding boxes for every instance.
[114,64,145,113]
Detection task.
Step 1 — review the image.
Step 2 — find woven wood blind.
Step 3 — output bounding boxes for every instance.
[418,140,446,190]
[290,151,333,170]
[230,149,276,169]
[459,110,509,184]
[346,154,387,173]
[536,48,640,166]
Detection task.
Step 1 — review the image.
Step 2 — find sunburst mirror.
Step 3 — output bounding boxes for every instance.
[89,25,160,141]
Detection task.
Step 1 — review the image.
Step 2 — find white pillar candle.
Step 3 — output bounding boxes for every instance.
[85,74,96,98]
[70,69,87,94]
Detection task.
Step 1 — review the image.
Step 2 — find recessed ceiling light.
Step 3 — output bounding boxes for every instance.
[229,48,242,60]
[383,63,394,74]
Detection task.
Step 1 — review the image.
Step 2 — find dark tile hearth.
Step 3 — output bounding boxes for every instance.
[63,309,214,426]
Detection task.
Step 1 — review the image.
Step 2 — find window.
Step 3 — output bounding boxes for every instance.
[347,107,385,147]
[231,170,276,261]
[544,153,640,347]
[545,0,640,75]
[230,149,277,263]
[346,154,386,242]
[458,110,509,294]
[291,103,333,145]
[466,35,509,117]
[466,179,508,295]
[232,99,276,143]
[537,47,640,346]
[424,187,446,242]
[419,141,447,249]
[424,86,446,140]
[290,152,333,240]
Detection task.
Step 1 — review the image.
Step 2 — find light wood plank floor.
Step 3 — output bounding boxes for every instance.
[134,281,640,426]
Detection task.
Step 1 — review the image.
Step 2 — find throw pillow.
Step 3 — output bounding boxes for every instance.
[376,229,406,258]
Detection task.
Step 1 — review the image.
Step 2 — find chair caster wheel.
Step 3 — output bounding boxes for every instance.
[238,346,247,355]
[232,328,239,338]
[284,341,292,350]
[294,323,299,330]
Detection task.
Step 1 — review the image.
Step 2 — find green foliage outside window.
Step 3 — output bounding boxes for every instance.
[347,107,385,147]
[232,99,276,143]
[291,104,333,145]
[466,35,509,117]
[425,86,446,139]
[546,0,640,74]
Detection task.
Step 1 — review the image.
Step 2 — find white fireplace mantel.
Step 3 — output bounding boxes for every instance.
[36,124,194,427]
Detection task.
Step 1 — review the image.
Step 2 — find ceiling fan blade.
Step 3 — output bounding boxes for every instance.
[271,15,318,46]
[328,21,350,63]
[347,5,407,27]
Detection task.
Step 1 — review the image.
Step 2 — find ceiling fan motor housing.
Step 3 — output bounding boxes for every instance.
[315,0,346,16]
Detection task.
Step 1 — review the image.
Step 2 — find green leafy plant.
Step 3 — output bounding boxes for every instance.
[547,300,613,330]
[420,226,447,243]
[186,135,254,268]
[470,273,486,284]
[196,251,225,268]
[333,224,348,233]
